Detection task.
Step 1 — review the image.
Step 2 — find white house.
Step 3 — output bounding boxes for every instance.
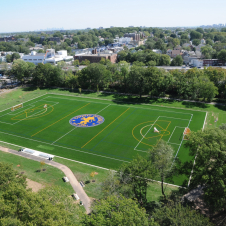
[191,59,203,67]
[201,39,206,44]
[22,49,73,65]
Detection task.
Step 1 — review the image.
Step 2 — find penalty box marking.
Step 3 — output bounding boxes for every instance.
[0,99,59,125]
[134,116,190,152]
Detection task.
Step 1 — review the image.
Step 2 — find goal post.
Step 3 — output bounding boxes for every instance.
[183,127,191,140]
[11,103,23,111]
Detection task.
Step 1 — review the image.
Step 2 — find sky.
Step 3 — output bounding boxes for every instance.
[1,0,226,32]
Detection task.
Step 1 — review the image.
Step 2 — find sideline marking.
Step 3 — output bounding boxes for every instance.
[188,112,207,187]
[0,131,129,162]
[31,103,90,137]
[49,92,207,113]
[0,93,47,113]
[0,140,183,188]
[81,108,130,148]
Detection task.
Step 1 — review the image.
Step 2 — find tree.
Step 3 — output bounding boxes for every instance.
[171,55,183,66]
[6,54,12,63]
[149,140,175,199]
[201,45,216,59]
[0,184,81,225]
[11,59,29,85]
[160,54,171,66]
[217,49,226,61]
[152,202,213,226]
[0,162,26,192]
[190,31,202,40]
[118,155,156,205]
[185,128,226,213]
[99,57,107,65]
[196,28,204,34]
[192,39,201,46]
[128,65,146,98]
[72,59,80,66]
[80,59,90,65]
[172,38,180,47]
[206,39,214,46]
[196,75,218,102]
[11,53,20,61]
[219,123,226,130]
[81,195,156,226]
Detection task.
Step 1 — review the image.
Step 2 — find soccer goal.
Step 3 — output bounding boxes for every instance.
[183,127,191,140]
[11,103,23,111]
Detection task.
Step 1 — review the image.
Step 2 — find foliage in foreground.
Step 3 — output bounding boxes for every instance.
[81,195,157,226]
[185,127,226,213]
[0,162,82,225]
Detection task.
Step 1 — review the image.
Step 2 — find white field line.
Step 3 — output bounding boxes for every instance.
[8,105,35,116]
[168,142,180,146]
[54,155,112,171]
[202,112,208,130]
[52,104,111,144]
[0,93,47,113]
[134,116,160,150]
[0,97,55,122]
[135,149,149,153]
[48,92,207,113]
[188,112,207,187]
[171,114,193,166]
[0,140,184,188]
[167,126,186,143]
[167,126,177,142]
[12,102,59,125]
[160,116,191,121]
[0,140,23,148]
[96,104,111,114]
[0,121,14,125]
[0,139,184,188]
[48,95,194,116]
[52,128,76,144]
[0,105,34,118]
[0,131,129,163]
[12,108,47,125]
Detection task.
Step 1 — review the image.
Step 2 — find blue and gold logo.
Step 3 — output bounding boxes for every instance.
[69,114,104,127]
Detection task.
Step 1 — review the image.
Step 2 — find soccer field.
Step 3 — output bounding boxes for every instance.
[0,93,207,185]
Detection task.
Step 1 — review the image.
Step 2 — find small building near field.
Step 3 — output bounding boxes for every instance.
[74,49,117,63]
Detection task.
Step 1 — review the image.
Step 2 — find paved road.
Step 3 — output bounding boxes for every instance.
[0,146,91,213]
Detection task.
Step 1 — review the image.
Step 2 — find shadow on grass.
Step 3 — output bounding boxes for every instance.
[182,101,209,109]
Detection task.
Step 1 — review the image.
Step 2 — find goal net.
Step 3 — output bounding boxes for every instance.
[11,103,23,111]
[183,127,191,140]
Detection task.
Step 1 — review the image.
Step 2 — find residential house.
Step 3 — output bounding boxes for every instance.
[167,49,183,58]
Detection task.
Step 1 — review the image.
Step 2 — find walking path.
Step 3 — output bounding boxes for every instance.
[0,146,91,213]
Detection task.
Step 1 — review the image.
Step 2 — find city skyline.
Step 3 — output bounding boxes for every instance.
[1,0,226,33]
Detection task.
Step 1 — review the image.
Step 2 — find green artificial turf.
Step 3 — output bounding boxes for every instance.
[0,91,206,186]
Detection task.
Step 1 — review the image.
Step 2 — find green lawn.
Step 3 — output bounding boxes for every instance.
[0,89,206,185]
[0,147,178,202]
[0,150,74,194]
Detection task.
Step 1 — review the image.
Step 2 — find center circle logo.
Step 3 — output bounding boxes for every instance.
[69,114,105,127]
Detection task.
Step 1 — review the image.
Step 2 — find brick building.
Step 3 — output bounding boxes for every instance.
[74,50,117,63]
[203,59,226,66]
[124,33,140,41]
[0,36,17,42]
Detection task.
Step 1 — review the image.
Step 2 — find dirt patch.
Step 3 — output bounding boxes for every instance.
[0,146,9,152]
[26,178,45,192]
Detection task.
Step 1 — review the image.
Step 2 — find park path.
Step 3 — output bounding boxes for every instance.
[0,146,91,213]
